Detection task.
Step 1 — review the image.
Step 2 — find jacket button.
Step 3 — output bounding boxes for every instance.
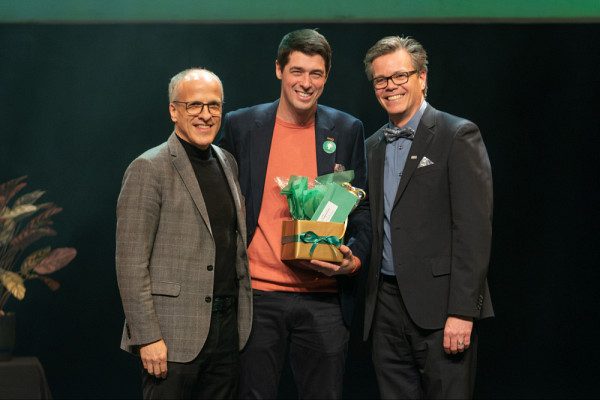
[207,265,214,271]
[205,296,212,303]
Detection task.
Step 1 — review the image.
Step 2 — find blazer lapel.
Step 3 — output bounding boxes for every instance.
[315,107,337,176]
[392,105,436,209]
[249,102,278,222]
[212,145,247,247]
[168,133,212,235]
[368,130,387,239]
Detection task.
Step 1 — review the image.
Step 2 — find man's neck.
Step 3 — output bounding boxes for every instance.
[390,98,425,128]
[390,115,413,128]
[276,103,316,126]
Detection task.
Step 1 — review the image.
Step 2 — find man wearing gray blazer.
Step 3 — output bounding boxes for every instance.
[116,68,252,399]
[363,37,493,398]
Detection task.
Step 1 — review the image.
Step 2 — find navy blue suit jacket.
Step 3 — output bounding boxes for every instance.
[219,100,371,326]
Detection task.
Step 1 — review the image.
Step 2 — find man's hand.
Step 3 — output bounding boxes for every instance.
[296,245,359,276]
[140,339,168,378]
[443,316,473,355]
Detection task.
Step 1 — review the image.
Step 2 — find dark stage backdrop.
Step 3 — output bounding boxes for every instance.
[1,23,599,399]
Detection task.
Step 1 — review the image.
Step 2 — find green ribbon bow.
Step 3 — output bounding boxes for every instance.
[299,231,342,257]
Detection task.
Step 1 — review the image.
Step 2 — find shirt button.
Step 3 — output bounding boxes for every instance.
[205,296,212,303]
[207,265,214,271]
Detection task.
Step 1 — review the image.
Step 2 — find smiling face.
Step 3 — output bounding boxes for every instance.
[371,49,427,127]
[169,70,223,150]
[276,51,329,124]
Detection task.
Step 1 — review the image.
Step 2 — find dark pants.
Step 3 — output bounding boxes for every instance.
[372,277,478,399]
[238,290,349,399]
[141,296,240,400]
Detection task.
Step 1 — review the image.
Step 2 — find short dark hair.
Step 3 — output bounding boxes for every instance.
[364,36,429,96]
[277,29,331,74]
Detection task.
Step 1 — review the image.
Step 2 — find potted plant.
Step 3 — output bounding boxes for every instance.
[0,176,76,361]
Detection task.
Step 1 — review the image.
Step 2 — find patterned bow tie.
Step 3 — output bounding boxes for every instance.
[383,127,415,142]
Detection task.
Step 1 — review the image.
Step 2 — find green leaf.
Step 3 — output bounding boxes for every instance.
[0,218,15,247]
[13,190,45,207]
[20,246,52,274]
[0,270,26,300]
[9,227,57,250]
[1,204,38,220]
[37,276,61,291]
[0,177,27,211]
[34,247,77,275]
[25,206,61,230]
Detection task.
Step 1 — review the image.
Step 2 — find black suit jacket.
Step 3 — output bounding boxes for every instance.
[219,100,371,326]
[364,104,494,339]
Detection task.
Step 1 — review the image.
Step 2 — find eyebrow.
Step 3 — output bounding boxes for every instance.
[373,71,412,81]
[289,66,325,74]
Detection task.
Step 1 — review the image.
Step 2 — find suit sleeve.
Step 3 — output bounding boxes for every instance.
[345,118,372,267]
[447,122,493,317]
[218,113,236,158]
[115,158,163,346]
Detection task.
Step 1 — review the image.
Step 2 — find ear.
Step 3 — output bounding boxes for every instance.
[419,70,427,92]
[275,60,283,80]
[169,103,178,123]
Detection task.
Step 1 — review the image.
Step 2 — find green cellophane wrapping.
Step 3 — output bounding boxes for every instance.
[280,171,355,220]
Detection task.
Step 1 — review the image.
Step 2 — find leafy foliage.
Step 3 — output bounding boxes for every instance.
[0,176,77,314]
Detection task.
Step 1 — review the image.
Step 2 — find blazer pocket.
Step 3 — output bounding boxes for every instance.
[412,164,442,177]
[430,257,451,277]
[151,281,181,297]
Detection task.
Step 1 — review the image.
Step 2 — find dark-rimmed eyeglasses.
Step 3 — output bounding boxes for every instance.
[172,101,223,116]
[371,70,418,89]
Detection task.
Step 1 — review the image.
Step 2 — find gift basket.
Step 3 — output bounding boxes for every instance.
[278,170,365,262]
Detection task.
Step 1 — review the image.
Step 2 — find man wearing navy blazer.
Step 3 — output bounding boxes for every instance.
[362,36,494,398]
[116,69,252,399]
[220,29,370,399]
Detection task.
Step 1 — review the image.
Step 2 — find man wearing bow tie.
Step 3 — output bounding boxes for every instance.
[362,36,494,398]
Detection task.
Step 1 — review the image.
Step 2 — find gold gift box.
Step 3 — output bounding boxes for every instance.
[280,220,346,262]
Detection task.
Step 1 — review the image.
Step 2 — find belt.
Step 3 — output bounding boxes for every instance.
[212,296,235,313]
[381,274,397,284]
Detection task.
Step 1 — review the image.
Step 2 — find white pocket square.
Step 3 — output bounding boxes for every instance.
[417,156,434,168]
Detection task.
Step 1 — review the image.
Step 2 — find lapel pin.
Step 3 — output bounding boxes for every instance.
[323,140,336,154]
[410,155,417,160]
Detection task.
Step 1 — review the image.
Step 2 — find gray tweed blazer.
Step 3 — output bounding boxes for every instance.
[116,132,252,363]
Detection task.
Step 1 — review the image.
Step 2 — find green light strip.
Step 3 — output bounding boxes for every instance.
[2,0,600,23]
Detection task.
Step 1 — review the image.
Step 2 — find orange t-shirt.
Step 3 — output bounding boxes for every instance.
[246,117,338,292]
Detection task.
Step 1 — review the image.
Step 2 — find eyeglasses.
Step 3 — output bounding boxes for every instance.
[172,101,223,116]
[371,70,418,89]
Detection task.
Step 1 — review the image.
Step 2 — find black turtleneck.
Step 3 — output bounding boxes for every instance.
[177,136,238,298]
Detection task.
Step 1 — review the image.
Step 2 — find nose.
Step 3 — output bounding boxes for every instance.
[300,73,312,87]
[385,77,400,90]
[197,105,213,120]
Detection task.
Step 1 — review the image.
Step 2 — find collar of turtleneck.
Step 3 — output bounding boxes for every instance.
[176,135,213,161]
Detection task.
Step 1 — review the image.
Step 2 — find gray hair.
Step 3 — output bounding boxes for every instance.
[168,68,224,102]
[364,36,428,96]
